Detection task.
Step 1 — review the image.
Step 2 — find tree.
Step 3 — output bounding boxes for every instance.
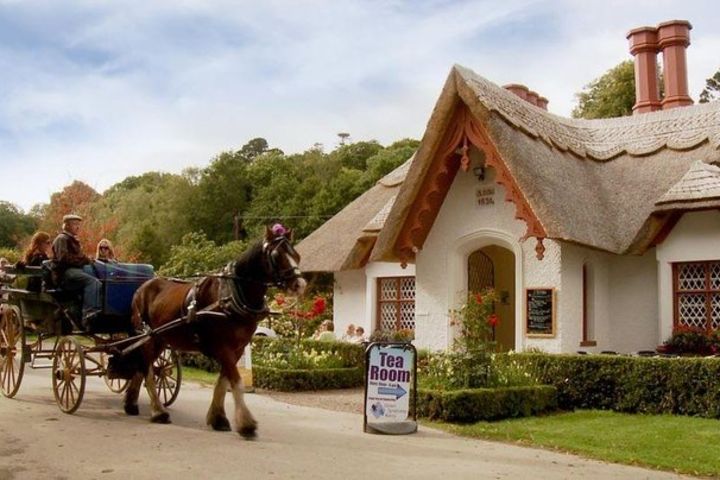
[38,181,110,251]
[98,172,194,264]
[0,202,36,248]
[191,151,252,243]
[699,68,720,103]
[238,137,271,162]
[572,60,636,119]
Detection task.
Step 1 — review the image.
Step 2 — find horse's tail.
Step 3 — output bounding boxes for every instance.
[131,280,152,331]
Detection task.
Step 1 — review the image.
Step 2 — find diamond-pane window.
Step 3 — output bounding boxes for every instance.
[377,277,415,333]
[674,262,720,331]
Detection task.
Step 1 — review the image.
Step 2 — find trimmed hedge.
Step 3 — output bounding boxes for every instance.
[510,353,720,418]
[417,385,558,423]
[253,366,364,391]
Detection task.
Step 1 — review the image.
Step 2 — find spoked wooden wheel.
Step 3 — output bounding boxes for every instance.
[52,336,86,414]
[0,307,25,398]
[153,348,181,407]
[99,353,129,394]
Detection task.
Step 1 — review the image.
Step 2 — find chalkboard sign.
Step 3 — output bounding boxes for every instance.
[525,288,555,336]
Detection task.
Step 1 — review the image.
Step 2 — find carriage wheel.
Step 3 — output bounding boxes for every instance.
[153,348,181,407]
[0,307,25,398]
[100,353,129,394]
[52,336,86,414]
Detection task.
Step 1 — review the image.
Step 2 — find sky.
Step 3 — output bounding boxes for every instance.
[1,0,719,211]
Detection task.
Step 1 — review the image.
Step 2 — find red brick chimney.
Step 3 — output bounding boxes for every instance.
[657,20,693,109]
[504,84,529,101]
[503,84,549,111]
[627,26,661,113]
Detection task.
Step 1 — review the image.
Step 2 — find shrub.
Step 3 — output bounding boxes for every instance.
[662,326,719,355]
[0,247,21,263]
[417,386,557,423]
[253,366,363,391]
[511,353,720,417]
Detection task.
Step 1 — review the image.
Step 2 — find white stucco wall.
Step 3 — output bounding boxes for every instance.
[657,210,720,343]
[561,243,658,353]
[333,262,416,339]
[415,161,563,352]
[333,269,366,337]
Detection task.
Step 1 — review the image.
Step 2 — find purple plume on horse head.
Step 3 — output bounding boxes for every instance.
[271,223,288,237]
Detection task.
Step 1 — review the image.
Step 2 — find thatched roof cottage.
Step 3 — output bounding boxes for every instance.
[298,20,720,353]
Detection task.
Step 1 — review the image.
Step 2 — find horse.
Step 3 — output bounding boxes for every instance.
[124,226,305,437]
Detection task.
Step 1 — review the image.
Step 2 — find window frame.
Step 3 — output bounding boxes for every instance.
[375,276,415,332]
[672,260,720,331]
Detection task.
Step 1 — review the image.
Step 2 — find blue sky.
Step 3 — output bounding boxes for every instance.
[1,0,719,211]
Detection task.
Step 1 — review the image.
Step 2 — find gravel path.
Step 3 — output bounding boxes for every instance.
[256,387,365,414]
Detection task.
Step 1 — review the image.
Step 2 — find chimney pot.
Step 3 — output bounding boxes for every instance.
[626,26,661,114]
[657,20,693,109]
[526,90,539,106]
[503,83,529,101]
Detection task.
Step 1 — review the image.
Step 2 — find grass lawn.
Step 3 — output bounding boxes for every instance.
[429,410,720,478]
[181,366,218,386]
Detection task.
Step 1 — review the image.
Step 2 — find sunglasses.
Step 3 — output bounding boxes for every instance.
[99,246,110,250]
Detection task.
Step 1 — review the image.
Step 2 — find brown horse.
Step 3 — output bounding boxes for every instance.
[125,226,305,437]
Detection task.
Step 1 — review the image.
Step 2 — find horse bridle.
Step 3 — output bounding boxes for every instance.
[263,236,302,288]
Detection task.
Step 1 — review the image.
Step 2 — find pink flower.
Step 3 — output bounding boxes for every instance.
[488,314,499,327]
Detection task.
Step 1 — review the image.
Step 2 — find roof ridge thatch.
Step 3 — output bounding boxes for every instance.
[454,65,720,161]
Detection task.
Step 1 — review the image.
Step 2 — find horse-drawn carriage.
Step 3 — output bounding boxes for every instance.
[1,226,304,437]
[0,261,181,413]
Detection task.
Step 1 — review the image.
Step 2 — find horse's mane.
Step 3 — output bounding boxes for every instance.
[233,239,265,277]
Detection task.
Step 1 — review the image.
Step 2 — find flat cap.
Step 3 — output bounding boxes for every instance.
[62,214,83,222]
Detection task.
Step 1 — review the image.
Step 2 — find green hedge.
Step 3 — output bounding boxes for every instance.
[417,385,557,423]
[253,366,364,391]
[511,353,720,417]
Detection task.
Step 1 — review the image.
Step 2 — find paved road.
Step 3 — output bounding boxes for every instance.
[0,367,692,480]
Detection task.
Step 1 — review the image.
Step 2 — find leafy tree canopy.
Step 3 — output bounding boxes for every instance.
[0,201,36,248]
[699,68,720,103]
[572,60,636,119]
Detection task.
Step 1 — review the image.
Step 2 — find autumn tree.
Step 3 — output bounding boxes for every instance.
[38,181,111,252]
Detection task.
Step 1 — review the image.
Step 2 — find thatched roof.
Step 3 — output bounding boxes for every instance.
[296,158,410,272]
[300,64,720,271]
[655,161,720,211]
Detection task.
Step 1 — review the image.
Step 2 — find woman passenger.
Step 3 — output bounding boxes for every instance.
[21,231,52,292]
[23,231,52,266]
[96,239,118,263]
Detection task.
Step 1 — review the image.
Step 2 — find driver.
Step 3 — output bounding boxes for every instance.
[52,214,101,328]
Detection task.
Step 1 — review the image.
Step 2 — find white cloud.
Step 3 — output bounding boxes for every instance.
[1,0,718,211]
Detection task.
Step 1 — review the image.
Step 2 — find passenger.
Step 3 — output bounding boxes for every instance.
[351,326,367,344]
[52,214,101,328]
[313,319,336,342]
[342,323,356,341]
[23,231,52,266]
[21,232,52,292]
[95,239,118,263]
